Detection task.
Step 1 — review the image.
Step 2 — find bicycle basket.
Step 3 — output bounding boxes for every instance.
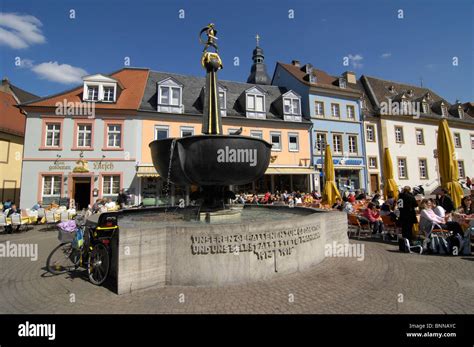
[57,228,76,243]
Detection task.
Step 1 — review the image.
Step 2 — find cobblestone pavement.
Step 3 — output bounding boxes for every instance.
[1,225,473,314]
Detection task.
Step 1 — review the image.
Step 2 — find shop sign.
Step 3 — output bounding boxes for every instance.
[49,161,71,171]
[93,162,115,171]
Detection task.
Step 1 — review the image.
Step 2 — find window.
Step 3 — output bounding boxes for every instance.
[283,97,301,115]
[103,175,120,195]
[103,86,115,102]
[458,161,465,178]
[397,158,408,179]
[77,124,92,147]
[314,101,324,117]
[247,94,264,112]
[331,103,340,117]
[45,123,61,147]
[346,105,355,119]
[250,130,263,139]
[87,86,99,101]
[441,105,448,116]
[155,126,169,140]
[160,86,181,106]
[419,159,428,179]
[422,102,429,114]
[368,157,377,169]
[333,134,343,153]
[309,75,317,83]
[348,135,358,154]
[288,133,299,152]
[219,90,226,116]
[395,126,404,143]
[471,134,474,149]
[454,133,461,148]
[42,175,61,197]
[107,124,122,148]
[270,132,281,151]
[180,127,194,137]
[415,129,425,145]
[339,78,346,89]
[315,133,326,152]
[366,125,375,142]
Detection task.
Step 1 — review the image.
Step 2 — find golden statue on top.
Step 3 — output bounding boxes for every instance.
[199,23,222,70]
[199,23,218,52]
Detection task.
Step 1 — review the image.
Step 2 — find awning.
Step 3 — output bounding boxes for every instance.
[265,167,318,175]
[136,166,160,177]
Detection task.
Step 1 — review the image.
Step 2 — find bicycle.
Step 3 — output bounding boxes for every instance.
[46,214,118,285]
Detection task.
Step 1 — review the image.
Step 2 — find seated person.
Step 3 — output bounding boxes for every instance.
[31,201,42,211]
[4,204,21,234]
[363,202,383,235]
[332,198,343,211]
[347,192,356,204]
[105,198,116,209]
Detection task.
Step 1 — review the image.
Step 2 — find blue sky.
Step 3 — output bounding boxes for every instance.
[1,0,473,102]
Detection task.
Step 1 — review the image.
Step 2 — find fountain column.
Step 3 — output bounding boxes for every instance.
[200,24,223,135]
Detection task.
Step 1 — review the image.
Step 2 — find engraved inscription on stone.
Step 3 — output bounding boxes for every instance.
[190,224,321,260]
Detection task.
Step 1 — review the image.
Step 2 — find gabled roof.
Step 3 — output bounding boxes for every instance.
[0,91,26,136]
[139,70,311,122]
[360,75,474,124]
[21,68,149,111]
[275,62,361,95]
[0,78,39,104]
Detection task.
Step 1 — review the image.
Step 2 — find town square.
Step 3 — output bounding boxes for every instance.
[0,0,473,345]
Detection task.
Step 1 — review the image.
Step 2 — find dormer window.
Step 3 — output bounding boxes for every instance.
[458,107,464,118]
[407,89,414,97]
[422,102,429,114]
[282,90,302,122]
[87,86,99,101]
[441,104,448,117]
[245,86,266,119]
[218,86,227,117]
[157,77,183,114]
[388,85,396,93]
[339,78,346,89]
[103,86,115,102]
[309,74,317,83]
[83,74,120,103]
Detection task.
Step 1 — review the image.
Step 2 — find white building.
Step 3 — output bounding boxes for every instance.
[360,75,474,195]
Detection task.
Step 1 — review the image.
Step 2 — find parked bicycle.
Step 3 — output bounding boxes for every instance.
[46,213,118,285]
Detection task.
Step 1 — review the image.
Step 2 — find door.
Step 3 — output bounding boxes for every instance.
[370,174,379,194]
[73,177,91,210]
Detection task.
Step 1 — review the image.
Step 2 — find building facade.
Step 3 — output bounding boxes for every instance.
[360,75,474,195]
[272,61,367,193]
[0,78,38,205]
[19,68,149,209]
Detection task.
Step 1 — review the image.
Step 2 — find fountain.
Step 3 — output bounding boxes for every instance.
[149,23,271,217]
[110,24,349,294]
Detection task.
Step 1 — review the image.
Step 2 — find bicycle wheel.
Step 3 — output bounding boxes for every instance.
[87,243,109,285]
[47,243,81,275]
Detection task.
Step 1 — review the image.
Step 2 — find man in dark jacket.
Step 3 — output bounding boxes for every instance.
[397,186,418,241]
[437,189,454,213]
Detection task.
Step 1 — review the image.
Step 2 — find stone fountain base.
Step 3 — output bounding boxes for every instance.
[111,205,348,294]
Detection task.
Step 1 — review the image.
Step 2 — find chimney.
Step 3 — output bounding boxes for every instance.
[342,71,356,84]
[291,60,300,67]
[2,77,9,86]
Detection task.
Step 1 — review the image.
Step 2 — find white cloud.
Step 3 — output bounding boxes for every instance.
[381,52,392,58]
[31,61,87,84]
[0,13,45,49]
[348,54,364,69]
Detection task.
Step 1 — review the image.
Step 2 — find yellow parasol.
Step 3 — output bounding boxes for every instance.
[382,148,399,200]
[437,118,464,208]
[322,144,341,206]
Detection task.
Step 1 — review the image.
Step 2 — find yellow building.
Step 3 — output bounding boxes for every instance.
[0,78,38,206]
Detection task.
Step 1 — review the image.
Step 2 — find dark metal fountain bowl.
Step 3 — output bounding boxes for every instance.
[149,135,272,186]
